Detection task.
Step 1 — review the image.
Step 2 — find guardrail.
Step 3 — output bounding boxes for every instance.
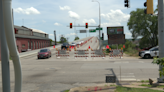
[19,37,93,58]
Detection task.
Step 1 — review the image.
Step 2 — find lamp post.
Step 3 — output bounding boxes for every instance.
[92,0,101,49]
[74,19,77,38]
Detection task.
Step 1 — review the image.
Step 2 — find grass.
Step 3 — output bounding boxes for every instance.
[139,80,149,83]
[139,84,164,88]
[63,90,69,92]
[115,86,163,92]
[110,84,116,86]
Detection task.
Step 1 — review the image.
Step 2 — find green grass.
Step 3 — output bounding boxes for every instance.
[110,84,116,86]
[139,80,149,83]
[63,90,69,92]
[139,84,164,88]
[139,84,152,87]
[115,86,163,92]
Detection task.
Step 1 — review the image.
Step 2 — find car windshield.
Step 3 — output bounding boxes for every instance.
[149,47,157,51]
[72,42,75,44]
[63,43,68,45]
[40,49,47,52]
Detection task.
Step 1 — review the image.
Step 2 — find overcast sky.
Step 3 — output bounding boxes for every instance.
[12,0,158,41]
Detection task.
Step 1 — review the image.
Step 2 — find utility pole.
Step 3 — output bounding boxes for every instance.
[0,0,11,91]
[158,0,164,82]
[54,30,56,45]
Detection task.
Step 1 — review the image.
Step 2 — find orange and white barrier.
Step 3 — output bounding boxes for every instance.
[56,49,70,58]
[91,49,106,59]
[109,49,123,59]
[74,50,89,59]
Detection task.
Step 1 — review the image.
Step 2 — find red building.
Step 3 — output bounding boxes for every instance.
[0,25,51,60]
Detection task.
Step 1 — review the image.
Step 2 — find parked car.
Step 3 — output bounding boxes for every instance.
[139,46,159,59]
[38,49,51,59]
[61,42,70,49]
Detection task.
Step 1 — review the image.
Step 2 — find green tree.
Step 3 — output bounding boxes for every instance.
[60,36,67,43]
[127,8,158,48]
[74,36,79,41]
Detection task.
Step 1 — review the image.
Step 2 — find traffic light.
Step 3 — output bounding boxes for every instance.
[102,33,104,40]
[124,0,129,8]
[144,0,153,14]
[85,23,88,28]
[70,23,72,28]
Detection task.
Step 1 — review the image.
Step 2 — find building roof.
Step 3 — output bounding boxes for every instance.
[15,34,50,40]
[30,28,47,34]
[14,25,31,31]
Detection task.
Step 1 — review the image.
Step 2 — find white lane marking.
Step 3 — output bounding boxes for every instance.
[114,62,129,64]
[116,79,136,81]
[139,61,144,63]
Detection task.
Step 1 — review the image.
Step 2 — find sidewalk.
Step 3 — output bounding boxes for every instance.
[68,80,164,92]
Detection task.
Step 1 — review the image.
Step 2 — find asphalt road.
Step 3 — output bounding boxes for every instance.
[0,36,159,92]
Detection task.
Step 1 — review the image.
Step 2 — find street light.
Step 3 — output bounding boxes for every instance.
[92,0,101,49]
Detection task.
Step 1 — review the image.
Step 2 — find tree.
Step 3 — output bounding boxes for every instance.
[60,36,67,43]
[127,8,158,48]
[74,36,79,41]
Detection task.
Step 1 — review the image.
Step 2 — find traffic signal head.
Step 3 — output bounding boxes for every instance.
[102,33,104,40]
[70,23,72,28]
[144,0,153,14]
[85,23,88,28]
[124,0,129,8]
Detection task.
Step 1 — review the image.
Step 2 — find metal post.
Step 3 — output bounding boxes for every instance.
[158,0,164,82]
[0,0,11,91]
[54,30,56,45]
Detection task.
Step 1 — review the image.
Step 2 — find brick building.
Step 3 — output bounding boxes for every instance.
[0,25,51,60]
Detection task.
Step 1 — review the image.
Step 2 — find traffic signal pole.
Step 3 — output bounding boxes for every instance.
[0,0,11,92]
[158,0,164,83]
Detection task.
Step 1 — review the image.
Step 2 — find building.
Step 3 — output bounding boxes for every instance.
[0,25,51,60]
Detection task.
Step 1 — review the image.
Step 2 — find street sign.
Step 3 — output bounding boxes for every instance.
[96,28,103,30]
[107,26,124,35]
[80,30,86,33]
[89,29,96,32]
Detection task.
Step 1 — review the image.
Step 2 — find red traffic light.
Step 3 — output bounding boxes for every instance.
[70,23,72,28]
[85,23,88,28]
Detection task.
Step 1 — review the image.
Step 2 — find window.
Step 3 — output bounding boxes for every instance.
[34,41,35,49]
[36,41,38,49]
[22,44,25,48]
[31,41,33,50]
[28,41,29,49]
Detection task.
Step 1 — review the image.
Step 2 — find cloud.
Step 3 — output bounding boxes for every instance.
[83,19,96,24]
[68,11,80,20]
[125,32,132,36]
[101,9,130,27]
[66,33,76,37]
[59,6,71,10]
[54,22,60,26]
[101,22,121,27]
[14,7,40,15]
[49,34,54,36]
[42,20,46,23]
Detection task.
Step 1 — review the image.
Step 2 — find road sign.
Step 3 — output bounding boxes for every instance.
[89,29,96,32]
[107,26,124,35]
[96,28,103,30]
[80,30,87,33]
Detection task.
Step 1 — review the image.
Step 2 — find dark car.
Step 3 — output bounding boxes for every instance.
[38,49,51,59]
[61,43,69,49]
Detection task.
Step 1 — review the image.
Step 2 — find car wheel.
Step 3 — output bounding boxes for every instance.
[38,57,40,59]
[144,54,151,59]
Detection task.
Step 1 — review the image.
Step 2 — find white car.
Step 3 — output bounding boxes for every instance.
[140,46,159,59]
[76,41,81,45]
[70,42,76,46]
[80,41,84,43]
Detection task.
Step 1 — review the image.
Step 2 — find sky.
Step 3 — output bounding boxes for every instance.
[12,0,158,42]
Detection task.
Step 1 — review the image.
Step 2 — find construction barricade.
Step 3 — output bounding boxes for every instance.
[56,49,70,58]
[74,50,89,59]
[109,49,123,59]
[91,49,106,59]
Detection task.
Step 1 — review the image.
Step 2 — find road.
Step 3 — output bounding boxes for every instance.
[0,36,159,92]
